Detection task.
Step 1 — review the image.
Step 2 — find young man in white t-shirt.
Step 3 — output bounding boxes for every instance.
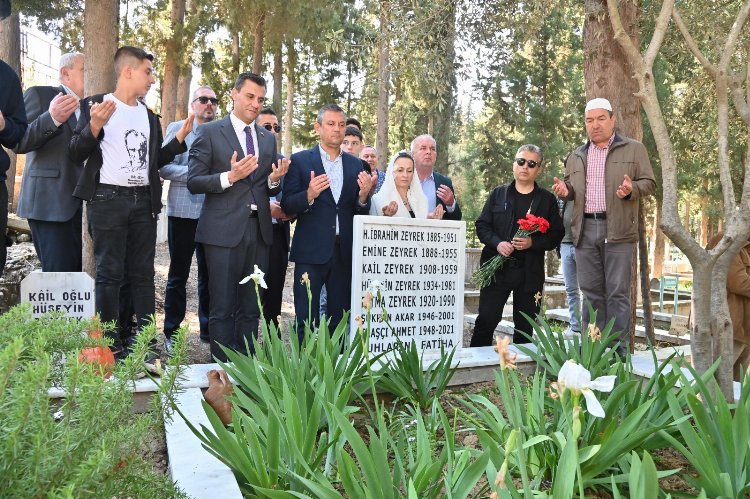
[70,46,192,360]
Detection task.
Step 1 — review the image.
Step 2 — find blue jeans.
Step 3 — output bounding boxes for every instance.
[87,184,157,351]
[560,243,581,332]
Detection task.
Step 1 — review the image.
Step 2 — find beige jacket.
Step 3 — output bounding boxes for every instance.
[560,134,656,245]
[708,234,750,345]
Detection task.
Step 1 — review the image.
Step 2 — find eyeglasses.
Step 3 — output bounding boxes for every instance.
[193,96,219,105]
[515,158,540,168]
[263,124,281,133]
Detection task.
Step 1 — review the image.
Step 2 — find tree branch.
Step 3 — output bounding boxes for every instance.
[672,9,717,78]
[643,0,674,68]
[605,0,645,76]
[718,0,750,72]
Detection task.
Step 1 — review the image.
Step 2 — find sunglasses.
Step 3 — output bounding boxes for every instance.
[263,124,282,133]
[193,96,219,105]
[515,157,540,168]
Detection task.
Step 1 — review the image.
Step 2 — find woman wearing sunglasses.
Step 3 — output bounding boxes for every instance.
[470,144,564,347]
[370,151,444,219]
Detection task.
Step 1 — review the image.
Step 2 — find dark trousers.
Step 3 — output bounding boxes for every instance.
[163,216,209,338]
[203,217,269,362]
[262,222,289,328]
[292,241,351,343]
[87,185,156,351]
[28,205,83,272]
[470,266,540,346]
[0,183,7,274]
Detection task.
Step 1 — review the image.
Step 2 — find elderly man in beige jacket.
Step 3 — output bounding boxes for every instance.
[552,98,656,355]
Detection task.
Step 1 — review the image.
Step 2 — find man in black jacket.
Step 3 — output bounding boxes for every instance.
[470,144,564,346]
[0,8,27,273]
[69,46,190,358]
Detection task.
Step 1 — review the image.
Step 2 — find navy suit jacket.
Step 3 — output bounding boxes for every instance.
[434,170,462,221]
[281,147,370,265]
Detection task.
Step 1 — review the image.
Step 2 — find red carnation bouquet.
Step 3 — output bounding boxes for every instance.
[472,213,550,289]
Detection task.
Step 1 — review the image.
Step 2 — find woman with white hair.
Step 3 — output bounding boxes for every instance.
[370,151,444,219]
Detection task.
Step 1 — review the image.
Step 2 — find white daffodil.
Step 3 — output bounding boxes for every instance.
[239,265,268,289]
[557,360,616,418]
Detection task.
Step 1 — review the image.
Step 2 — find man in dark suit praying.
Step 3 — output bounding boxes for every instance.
[411,134,462,221]
[16,52,85,271]
[281,104,375,340]
[188,73,289,361]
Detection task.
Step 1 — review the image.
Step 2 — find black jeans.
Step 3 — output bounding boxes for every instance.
[87,184,157,350]
[470,265,540,346]
[0,183,7,275]
[163,216,209,338]
[262,222,289,328]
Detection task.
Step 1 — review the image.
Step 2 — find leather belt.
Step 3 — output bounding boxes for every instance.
[335,235,341,244]
[248,210,258,218]
[584,212,607,220]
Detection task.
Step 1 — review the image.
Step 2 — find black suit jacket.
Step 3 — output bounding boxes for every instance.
[16,85,82,222]
[434,170,462,221]
[187,115,279,248]
[69,93,186,215]
[281,146,370,266]
[0,60,27,181]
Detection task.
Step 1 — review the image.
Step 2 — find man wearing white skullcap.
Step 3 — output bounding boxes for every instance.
[551,98,655,356]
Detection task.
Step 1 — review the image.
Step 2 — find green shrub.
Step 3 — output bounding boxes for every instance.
[0,305,187,498]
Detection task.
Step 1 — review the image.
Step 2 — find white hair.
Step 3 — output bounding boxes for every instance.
[59,52,83,70]
[410,134,436,154]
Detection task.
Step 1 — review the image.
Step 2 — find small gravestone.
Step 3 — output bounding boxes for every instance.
[21,271,95,320]
[669,314,690,337]
[351,216,466,356]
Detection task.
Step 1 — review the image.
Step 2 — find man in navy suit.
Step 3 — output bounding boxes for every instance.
[16,52,85,272]
[188,73,289,361]
[281,104,375,339]
[411,134,462,221]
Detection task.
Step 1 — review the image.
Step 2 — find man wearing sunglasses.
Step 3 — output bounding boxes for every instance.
[471,145,563,347]
[159,86,217,353]
[552,98,655,355]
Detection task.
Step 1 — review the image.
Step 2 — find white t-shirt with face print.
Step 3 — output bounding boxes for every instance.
[99,93,151,186]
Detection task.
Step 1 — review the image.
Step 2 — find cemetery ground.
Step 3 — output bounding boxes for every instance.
[0,240,736,497]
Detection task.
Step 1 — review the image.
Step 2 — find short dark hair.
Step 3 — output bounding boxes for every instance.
[316,104,346,124]
[114,46,153,77]
[346,117,361,130]
[234,72,267,91]
[259,107,277,117]
[344,127,363,141]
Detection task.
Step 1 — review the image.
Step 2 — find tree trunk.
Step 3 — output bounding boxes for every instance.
[584,0,642,141]
[653,202,666,278]
[272,43,283,153]
[175,65,192,121]
[584,0,642,351]
[231,31,240,74]
[160,0,186,133]
[432,0,457,174]
[0,14,21,213]
[282,40,295,158]
[700,179,709,246]
[252,13,265,74]
[640,200,655,342]
[83,0,119,277]
[376,0,390,170]
[683,198,691,231]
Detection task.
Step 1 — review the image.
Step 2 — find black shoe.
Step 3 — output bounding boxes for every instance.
[164,337,174,356]
[199,333,210,344]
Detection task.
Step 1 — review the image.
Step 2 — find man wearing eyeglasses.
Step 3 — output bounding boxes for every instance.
[256,107,291,328]
[159,86,218,353]
[470,145,563,347]
[552,98,655,355]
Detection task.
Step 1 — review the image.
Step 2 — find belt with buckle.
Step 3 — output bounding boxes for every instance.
[584,212,607,220]
[248,210,258,218]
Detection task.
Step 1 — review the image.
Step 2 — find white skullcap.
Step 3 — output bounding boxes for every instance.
[585,98,613,113]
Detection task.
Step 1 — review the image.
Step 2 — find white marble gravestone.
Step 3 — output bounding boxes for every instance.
[350,216,466,356]
[21,271,95,320]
